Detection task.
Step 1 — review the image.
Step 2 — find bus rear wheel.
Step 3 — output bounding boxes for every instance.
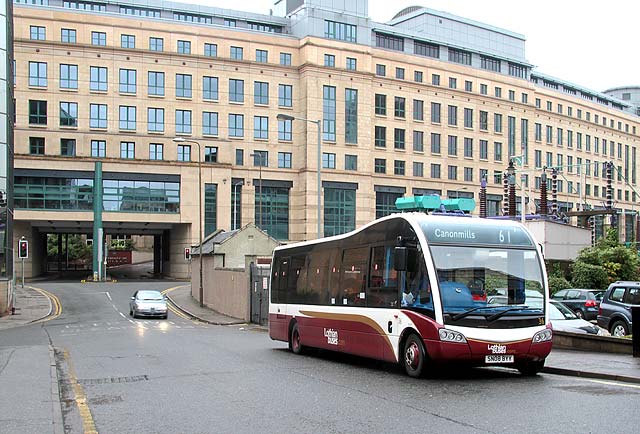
[402,334,426,378]
[289,323,305,355]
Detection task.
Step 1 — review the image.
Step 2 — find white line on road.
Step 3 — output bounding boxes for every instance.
[588,379,640,389]
[119,312,126,318]
[105,291,112,301]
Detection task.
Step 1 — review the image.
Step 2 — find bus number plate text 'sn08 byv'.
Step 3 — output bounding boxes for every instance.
[485,355,514,363]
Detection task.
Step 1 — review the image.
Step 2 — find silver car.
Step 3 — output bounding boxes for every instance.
[130,290,168,319]
[550,300,606,335]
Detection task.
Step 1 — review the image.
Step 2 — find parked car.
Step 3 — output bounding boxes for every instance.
[130,290,168,319]
[597,281,640,337]
[549,300,605,335]
[551,289,604,320]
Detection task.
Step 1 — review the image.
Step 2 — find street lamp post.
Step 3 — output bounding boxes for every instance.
[277,113,322,239]
[249,153,263,230]
[173,137,204,308]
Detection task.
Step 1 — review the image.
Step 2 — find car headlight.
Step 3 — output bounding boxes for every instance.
[532,329,553,343]
[438,328,467,343]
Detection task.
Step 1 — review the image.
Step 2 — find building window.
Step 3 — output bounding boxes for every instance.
[224,18,236,27]
[480,55,500,72]
[89,103,107,128]
[119,68,137,93]
[413,162,424,177]
[149,143,163,160]
[494,113,503,133]
[464,108,473,128]
[230,46,243,60]
[177,144,191,162]
[175,110,192,134]
[91,140,105,157]
[431,163,441,179]
[464,167,473,182]
[346,57,357,70]
[89,66,107,92]
[396,67,405,80]
[147,107,164,132]
[176,74,192,98]
[177,40,191,54]
[148,71,165,96]
[119,106,136,130]
[29,62,47,87]
[120,142,135,159]
[256,49,268,63]
[204,146,218,163]
[414,71,423,82]
[202,112,218,136]
[253,150,268,167]
[431,133,441,154]
[121,34,135,49]
[495,87,502,98]
[494,142,502,161]
[413,100,424,121]
[60,64,78,89]
[229,79,244,102]
[61,28,76,43]
[465,80,473,92]
[345,154,357,171]
[345,89,358,144]
[415,41,439,58]
[376,64,386,76]
[235,149,244,166]
[413,130,424,152]
[278,84,292,107]
[278,152,292,168]
[254,81,269,105]
[464,137,473,158]
[254,116,269,139]
[375,126,386,147]
[29,100,47,125]
[432,74,440,85]
[29,137,45,155]
[376,33,404,51]
[229,114,244,137]
[60,102,78,127]
[449,77,457,89]
[448,135,457,156]
[480,140,488,160]
[204,184,217,236]
[323,85,336,141]
[324,54,335,67]
[394,97,405,118]
[324,20,357,42]
[449,48,471,65]
[91,31,106,46]
[256,186,289,240]
[375,94,386,116]
[203,43,217,57]
[324,187,356,237]
[203,76,218,100]
[61,138,76,157]
[448,165,457,180]
[322,152,336,169]
[374,158,386,174]
[431,102,441,123]
[394,128,405,150]
[280,52,291,65]
[508,63,526,78]
[447,105,457,126]
[375,191,402,219]
[394,160,405,176]
[278,118,292,141]
[149,37,163,51]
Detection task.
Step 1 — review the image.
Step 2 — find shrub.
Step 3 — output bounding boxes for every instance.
[571,262,609,290]
[548,276,571,295]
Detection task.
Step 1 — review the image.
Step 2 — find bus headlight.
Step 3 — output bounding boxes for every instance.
[438,328,467,343]
[532,329,552,343]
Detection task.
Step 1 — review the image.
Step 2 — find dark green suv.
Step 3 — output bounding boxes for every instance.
[597,281,640,336]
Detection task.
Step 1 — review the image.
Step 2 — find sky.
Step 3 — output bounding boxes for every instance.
[173,0,639,93]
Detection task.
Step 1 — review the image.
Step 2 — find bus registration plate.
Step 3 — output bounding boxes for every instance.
[485,355,514,364]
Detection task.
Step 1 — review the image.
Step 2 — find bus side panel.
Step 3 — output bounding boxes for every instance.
[296,311,398,362]
[268,312,289,342]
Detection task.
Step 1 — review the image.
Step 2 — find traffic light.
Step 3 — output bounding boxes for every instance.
[184,247,190,261]
[18,239,29,259]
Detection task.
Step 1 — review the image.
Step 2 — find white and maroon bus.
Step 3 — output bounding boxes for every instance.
[269,213,552,377]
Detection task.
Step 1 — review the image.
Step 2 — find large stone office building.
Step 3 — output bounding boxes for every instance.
[11,0,639,278]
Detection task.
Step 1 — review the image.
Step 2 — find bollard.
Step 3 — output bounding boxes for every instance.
[633,306,640,358]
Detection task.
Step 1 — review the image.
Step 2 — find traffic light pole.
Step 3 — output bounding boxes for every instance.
[21,258,24,288]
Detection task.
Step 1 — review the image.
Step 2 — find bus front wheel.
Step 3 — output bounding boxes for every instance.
[517,359,545,376]
[402,334,426,378]
[289,323,305,355]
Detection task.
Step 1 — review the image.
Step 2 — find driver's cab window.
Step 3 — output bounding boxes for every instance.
[368,245,398,307]
[402,245,434,315]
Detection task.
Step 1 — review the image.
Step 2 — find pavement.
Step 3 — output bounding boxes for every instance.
[2,284,639,385]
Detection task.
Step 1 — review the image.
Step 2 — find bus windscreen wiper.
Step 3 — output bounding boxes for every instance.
[486,306,533,322]
[450,306,498,321]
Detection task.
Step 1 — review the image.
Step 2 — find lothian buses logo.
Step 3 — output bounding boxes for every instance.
[324,328,339,345]
[488,344,507,354]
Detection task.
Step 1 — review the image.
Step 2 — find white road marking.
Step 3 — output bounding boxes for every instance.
[105,291,112,301]
[119,312,126,318]
[588,379,640,389]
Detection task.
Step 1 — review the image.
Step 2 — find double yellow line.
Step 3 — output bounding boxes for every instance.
[161,285,191,320]
[29,286,62,323]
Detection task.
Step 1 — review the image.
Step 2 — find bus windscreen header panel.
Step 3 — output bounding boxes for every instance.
[420,219,534,248]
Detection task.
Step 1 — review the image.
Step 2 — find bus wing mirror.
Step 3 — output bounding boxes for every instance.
[394,247,408,271]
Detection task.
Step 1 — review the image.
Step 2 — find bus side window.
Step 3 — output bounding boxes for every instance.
[272,257,288,304]
[287,255,308,304]
[368,245,399,307]
[340,247,368,305]
[307,248,334,305]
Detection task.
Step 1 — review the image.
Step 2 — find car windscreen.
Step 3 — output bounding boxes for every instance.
[429,245,545,319]
[138,291,163,301]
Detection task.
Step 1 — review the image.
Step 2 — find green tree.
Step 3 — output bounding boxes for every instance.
[47,234,92,261]
[548,276,571,295]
